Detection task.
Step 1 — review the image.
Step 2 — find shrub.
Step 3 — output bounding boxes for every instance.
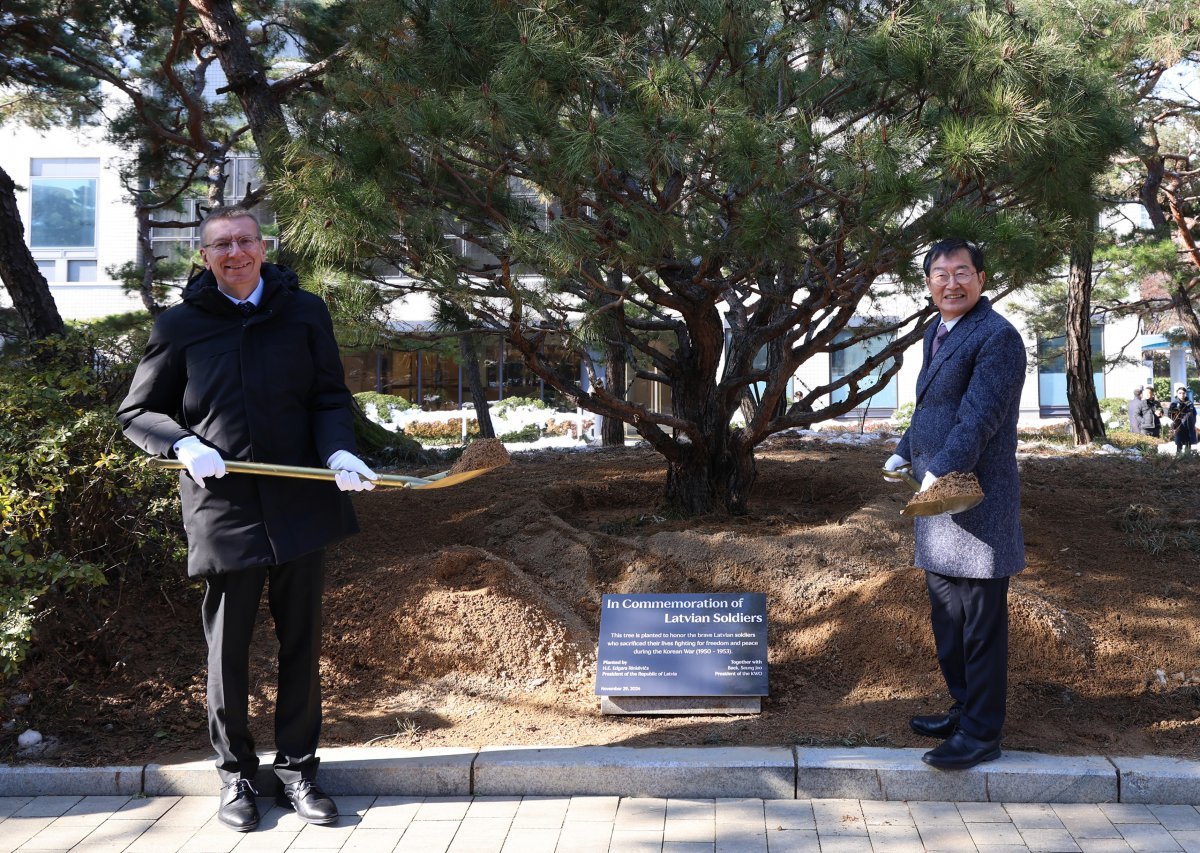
[1153,377,1171,402]
[354,391,413,421]
[402,418,481,441]
[0,328,185,678]
[545,418,595,438]
[498,424,541,442]
[891,402,915,433]
[1099,397,1130,431]
[493,396,547,415]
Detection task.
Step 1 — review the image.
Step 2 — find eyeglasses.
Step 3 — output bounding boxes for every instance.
[928,270,978,286]
[203,236,261,254]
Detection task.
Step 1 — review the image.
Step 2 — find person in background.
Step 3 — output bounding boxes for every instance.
[884,238,1026,770]
[1145,388,1164,438]
[1167,384,1197,455]
[117,207,378,833]
[1128,386,1152,436]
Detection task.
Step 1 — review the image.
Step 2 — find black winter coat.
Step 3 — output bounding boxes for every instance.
[117,263,359,577]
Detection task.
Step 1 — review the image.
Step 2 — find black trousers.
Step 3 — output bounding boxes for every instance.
[925,571,1009,741]
[201,549,324,785]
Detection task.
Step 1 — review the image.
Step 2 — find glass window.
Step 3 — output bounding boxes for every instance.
[1038,327,1105,408]
[30,158,100,248]
[420,350,458,409]
[36,260,58,281]
[67,260,97,282]
[830,329,898,409]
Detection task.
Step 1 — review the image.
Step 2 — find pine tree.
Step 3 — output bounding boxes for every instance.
[277,0,1130,514]
[1027,0,1199,443]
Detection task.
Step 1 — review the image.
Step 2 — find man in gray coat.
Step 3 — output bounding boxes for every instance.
[1127,387,1153,436]
[118,207,378,831]
[884,238,1026,770]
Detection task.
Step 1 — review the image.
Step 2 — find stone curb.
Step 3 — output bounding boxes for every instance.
[2,748,1197,804]
[474,746,794,798]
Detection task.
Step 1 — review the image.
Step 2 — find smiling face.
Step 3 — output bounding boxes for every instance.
[926,247,985,322]
[199,215,266,301]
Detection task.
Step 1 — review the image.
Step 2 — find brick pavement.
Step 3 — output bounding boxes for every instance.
[3,795,1200,853]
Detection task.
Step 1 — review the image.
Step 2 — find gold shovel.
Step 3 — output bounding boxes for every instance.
[149,458,500,489]
[882,464,984,517]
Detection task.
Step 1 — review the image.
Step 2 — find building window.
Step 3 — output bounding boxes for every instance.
[67,260,97,282]
[30,158,99,248]
[36,260,58,281]
[830,328,898,410]
[1037,327,1105,413]
[148,159,277,263]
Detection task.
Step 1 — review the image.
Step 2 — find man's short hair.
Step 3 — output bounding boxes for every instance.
[923,238,985,276]
[1133,386,1144,395]
[199,206,262,243]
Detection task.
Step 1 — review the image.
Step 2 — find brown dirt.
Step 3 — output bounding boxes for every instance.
[448,438,511,474]
[4,435,1200,766]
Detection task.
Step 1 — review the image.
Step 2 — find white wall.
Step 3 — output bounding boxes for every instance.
[0,121,144,321]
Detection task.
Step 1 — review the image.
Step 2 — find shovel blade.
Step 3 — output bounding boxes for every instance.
[407,465,500,489]
[901,492,985,517]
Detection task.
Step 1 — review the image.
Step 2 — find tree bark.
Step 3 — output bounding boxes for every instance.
[665,431,757,515]
[1065,219,1107,445]
[134,207,165,316]
[0,165,65,340]
[601,348,627,446]
[461,335,495,438]
[599,269,627,446]
[187,0,287,177]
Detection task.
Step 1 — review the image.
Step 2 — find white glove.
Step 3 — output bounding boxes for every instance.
[173,436,226,489]
[920,471,939,492]
[327,450,377,492]
[883,454,909,478]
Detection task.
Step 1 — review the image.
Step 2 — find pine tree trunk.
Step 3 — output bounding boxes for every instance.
[665,433,757,515]
[602,347,626,446]
[599,269,627,446]
[1065,221,1106,445]
[135,207,165,316]
[188,0,286,173]
[0,165,65,340]
[461,336,495,438]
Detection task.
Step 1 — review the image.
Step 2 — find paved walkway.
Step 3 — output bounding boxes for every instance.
[3,794,1200,853]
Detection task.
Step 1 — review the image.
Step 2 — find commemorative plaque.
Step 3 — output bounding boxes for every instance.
[595,593,768,714]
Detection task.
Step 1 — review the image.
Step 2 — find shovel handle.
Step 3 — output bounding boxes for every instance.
[881,464,921,492]
[149,457,435,488]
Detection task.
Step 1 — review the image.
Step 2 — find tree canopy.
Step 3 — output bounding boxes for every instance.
[280,0,1127,511]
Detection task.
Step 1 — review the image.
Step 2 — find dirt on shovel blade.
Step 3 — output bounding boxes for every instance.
[904,471,983,512]
[448,438,511,474]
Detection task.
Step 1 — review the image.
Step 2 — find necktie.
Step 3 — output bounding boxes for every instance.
[931,322,948,357]
[238,301,255,316]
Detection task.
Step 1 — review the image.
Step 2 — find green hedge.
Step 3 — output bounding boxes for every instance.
[0,328,185,678]
[354,391,413,421]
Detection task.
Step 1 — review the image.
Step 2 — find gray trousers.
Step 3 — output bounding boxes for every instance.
[201,550,324,785]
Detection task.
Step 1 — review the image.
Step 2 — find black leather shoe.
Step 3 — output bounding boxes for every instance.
[909,707,961,739]
[922,729,1002,770]
[218,779,259,832]
[277,779,338,825]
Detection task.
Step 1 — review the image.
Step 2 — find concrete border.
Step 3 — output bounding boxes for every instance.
[0,766,142,797]
[474,746,795,798]
[1,747,1196,803]
[1111,756,1200,804]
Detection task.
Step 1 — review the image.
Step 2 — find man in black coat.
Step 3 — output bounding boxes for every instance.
[117,207,377,832]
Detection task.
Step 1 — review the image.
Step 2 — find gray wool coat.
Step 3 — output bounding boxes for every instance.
[895,297,1026,579]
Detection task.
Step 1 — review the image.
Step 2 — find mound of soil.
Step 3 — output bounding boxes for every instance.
[4,436,1200,765]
